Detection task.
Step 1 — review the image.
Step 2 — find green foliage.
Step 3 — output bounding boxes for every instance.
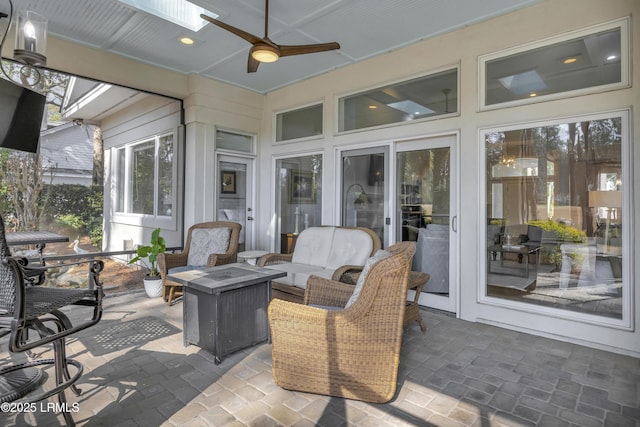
[44,184,103,246]
[44,185,101,222]
[128,228,166,277]
[528,219,586,267]
[527,219,586,242]
[54,214,86,231]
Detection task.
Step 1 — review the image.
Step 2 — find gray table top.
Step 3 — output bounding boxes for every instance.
[6,231,70,246]
[168,263,286,295]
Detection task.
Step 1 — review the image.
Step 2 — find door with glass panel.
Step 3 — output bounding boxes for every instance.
[216,156,253,251]
[274,155,323,253]
[396,136,457,313]
[341,147,389,248]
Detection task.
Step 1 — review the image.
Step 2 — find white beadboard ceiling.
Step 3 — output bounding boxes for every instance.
[3,0,543,93]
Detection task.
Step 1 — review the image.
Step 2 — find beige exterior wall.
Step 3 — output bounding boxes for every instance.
[181,75,263,228]
[259,0,639,356]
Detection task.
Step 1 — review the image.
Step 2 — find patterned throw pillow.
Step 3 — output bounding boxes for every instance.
[344,249,392,308]
[187,228,231,266]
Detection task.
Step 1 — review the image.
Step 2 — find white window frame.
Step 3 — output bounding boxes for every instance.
[270,150,324,252]
[273,100,324,144]
[479,17,630,111]
[477,109,633,330]
[215,127,256,155]
[113,131,177,227]
[335,65,460,135]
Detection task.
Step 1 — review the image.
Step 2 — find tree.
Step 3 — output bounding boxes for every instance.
[92,126,104,185]
[0,62,66,231]
[0,150,53,231]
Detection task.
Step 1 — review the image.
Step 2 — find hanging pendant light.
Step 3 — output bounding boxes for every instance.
[0,1,49,88]
[13,10,47,66]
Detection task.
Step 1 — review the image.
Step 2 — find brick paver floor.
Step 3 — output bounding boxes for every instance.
[1,289,639,426]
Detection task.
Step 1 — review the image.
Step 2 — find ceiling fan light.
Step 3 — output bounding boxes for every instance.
[251,44,279,63]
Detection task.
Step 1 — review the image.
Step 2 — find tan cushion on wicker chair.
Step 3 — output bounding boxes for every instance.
[187,228,231,266]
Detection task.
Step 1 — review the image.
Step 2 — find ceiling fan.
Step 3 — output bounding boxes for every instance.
[201,0,340,73]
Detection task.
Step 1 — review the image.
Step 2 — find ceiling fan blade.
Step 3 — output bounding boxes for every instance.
[201,14,263,45]
[279,42,341,57]
[248,54,260,73]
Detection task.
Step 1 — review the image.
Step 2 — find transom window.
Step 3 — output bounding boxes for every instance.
[115,133,175,217]
[275,103,323,142]
[338,68,458,133]
[481,18,628,109]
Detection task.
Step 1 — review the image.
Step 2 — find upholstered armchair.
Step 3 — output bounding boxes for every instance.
[257,226,381,303]
[157,221,241,305]
[268,242,415,403]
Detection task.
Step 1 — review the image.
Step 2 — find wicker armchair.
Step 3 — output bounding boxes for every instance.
[268,242,415,403]
[0,216,104,426]
[157,221,241,305]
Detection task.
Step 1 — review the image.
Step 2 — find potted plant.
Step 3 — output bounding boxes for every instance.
[128,228,166,297]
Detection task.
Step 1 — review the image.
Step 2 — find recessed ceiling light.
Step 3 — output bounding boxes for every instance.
[368,105,377,109]
[529,93,537,97]
[563,57,577,64]
[180,36,194,45]
[607,55,617,61]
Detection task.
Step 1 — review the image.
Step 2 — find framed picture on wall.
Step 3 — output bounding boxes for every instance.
[221,171,236,194]
[290,171,315,203]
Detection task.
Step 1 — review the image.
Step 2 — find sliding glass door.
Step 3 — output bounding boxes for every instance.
[341,147,389,247]
[274,154,323,253]
[396,136,457,313]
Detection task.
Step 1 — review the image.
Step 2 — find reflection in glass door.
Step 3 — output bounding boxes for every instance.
[342,147,389,247]
[275,155,323,253]
[397,136,457,313]
[216,157,253,251]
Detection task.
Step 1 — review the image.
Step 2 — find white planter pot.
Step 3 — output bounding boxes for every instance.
[143,276,163,298]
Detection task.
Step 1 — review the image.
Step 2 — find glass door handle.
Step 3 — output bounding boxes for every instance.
[247,216,254,221]
[452,216,457,232]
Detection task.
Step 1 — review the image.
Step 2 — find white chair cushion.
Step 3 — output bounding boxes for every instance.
[325,228,373,271]
[291,227,335,268]
[268,263,326,288]
[345,249,392,308]
[187,228,231,266]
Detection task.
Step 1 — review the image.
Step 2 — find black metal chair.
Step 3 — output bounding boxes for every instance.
[0,216,104,426]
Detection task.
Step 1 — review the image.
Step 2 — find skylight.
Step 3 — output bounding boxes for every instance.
[498,70,547,96]
[387,100,434,116]
[119,0,218,32]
